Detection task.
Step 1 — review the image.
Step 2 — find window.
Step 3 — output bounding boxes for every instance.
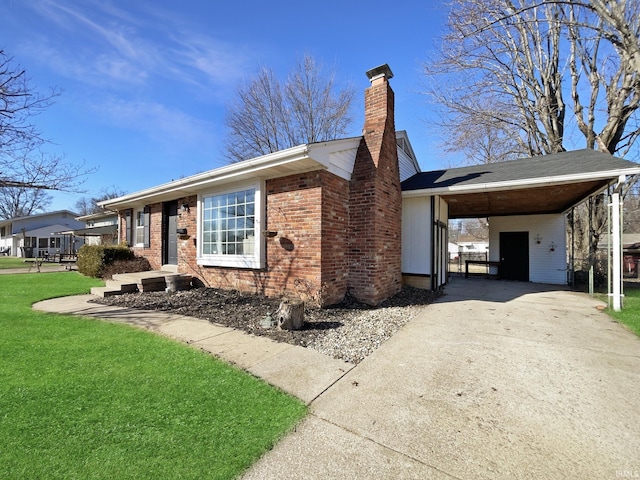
[135,210,145,246]
[134,206,151,247]
[0,226,5,237]
[198,183,263,268]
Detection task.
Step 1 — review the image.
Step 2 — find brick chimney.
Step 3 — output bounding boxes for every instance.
[348,64,402,305]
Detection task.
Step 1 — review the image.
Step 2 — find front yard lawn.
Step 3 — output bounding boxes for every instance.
[608,286,640,336]
[0,256,34,269]
[0,272,306,479]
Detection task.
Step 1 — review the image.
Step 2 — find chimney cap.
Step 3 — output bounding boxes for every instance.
[366,64,394,82]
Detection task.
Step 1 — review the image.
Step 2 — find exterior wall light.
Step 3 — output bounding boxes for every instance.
[549,241,556,252]
[262,230,278,238]
[181,203,190,213]
[534,234,542,244]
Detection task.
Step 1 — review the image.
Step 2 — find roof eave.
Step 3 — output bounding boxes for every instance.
[402,168,640,198]
[100,144,316,209]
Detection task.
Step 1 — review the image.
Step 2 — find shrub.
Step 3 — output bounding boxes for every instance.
[101,257,152,280]
[77,245,136,278]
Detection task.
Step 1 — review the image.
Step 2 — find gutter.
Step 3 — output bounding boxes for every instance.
[402,167,640,198]
[99,144,312,209]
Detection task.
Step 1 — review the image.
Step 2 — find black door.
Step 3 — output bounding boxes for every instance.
[164,201,178,265]
[499,231,529,281]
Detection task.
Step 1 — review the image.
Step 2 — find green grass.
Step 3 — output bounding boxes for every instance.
[608,286,640,336]
[0,272,306,479]
[0,256,34,269]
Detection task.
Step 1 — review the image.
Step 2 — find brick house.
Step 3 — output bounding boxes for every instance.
[101,65,420,306]
[101,63,640,307]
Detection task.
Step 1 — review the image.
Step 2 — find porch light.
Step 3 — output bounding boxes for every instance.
[534,234,542,244]
[549,241,556,252]
[181,203,191,213]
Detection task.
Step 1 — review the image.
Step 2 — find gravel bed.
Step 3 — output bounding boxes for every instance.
[92,286,440,364]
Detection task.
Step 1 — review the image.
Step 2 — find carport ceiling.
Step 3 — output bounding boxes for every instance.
[402,149,640,219]
[443,180,607,218]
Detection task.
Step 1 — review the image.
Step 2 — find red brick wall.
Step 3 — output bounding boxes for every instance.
[125,203,162,270]
[263,173,324,301]
[119,173,350,306]
[117,72,401,307]
[320,172,350,305]
[348,75,402,305]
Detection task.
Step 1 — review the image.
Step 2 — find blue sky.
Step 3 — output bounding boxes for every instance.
[2,0,450,212]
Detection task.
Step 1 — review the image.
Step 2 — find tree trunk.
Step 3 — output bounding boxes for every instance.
[276,299,304,330]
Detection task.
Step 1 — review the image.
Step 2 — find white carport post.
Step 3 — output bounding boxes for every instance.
[611,175,625,312]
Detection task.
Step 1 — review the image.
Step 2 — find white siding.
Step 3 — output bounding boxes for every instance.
[398,148,420,182]
[435,196,448,224]
[489,214,567,284]
[402,196,432,275]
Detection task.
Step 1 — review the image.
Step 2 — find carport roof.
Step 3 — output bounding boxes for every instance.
[402,149,640,218]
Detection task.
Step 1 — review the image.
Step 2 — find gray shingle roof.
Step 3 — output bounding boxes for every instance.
[402,149,639,192]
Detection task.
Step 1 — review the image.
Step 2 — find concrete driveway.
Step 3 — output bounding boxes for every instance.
[243,277,640,479]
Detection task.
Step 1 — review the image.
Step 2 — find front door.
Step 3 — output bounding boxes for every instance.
[164,201,178,265]
[499,231,529,281]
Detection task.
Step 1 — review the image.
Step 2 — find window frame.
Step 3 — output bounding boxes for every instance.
[196,180,265,269]
[135,210,145,247]
[132,206,151,248]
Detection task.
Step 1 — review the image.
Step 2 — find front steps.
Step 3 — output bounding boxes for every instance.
[91,270,192,298]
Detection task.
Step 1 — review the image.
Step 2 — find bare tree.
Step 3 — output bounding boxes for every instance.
[425,0,640,272]
[74,186,126,216]
[0,50,95,195]
[0,50,57,153]
[1,144,94,192]
[425,0,640,160]
[224,54,355,163]
[0,187,52,219]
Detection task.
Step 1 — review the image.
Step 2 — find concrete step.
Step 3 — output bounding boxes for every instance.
[105,279,138,293]
[100,271,193,294]
[91,286,124,298]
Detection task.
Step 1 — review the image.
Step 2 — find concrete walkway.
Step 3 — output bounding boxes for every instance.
[34,278,640,479]
[32,295,355,405]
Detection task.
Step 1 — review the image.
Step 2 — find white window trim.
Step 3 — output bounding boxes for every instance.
[196,180,265,269]
[134,209,145,247]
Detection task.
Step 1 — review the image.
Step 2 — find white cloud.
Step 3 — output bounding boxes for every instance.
[91,97,219,153]
[26,0,258,95]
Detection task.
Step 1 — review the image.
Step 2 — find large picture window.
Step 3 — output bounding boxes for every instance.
[198,183,263,268]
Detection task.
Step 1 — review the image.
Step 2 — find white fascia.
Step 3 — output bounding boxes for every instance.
[402,167,640,198]
[100,144,313,210]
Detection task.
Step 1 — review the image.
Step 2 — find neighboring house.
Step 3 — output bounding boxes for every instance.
[448,235,488,261]
[448,242,459,260]
[598,234,640,278]
[101,64,640,306]
[624,239,640,278]
[456,234,489,254]
[60,211,119,246]
[0,210,85,257]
